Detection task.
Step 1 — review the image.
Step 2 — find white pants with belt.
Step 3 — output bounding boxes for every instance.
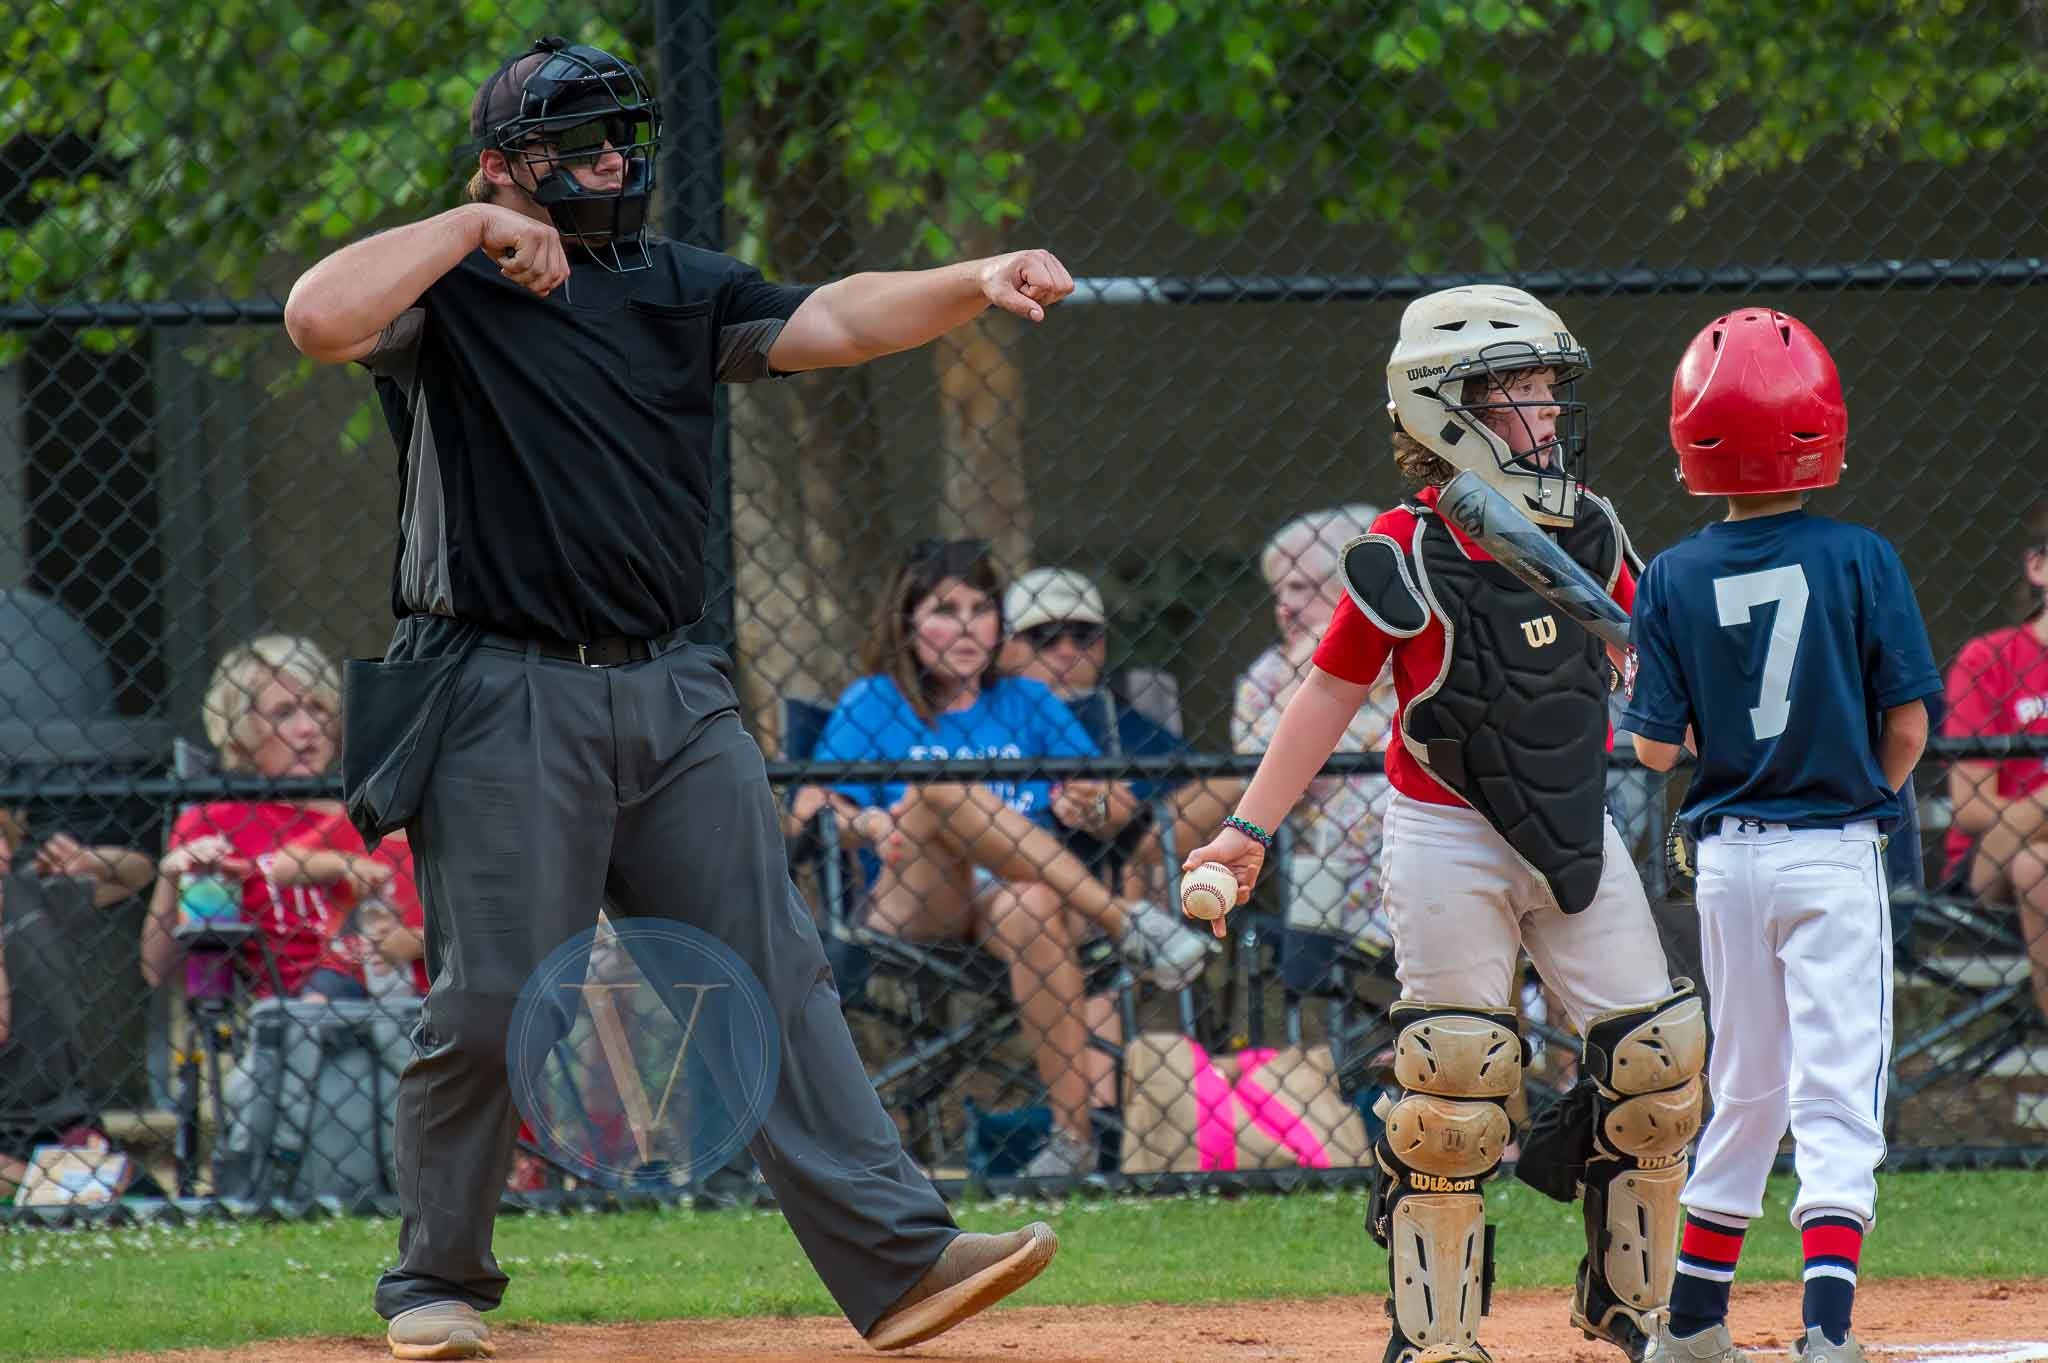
[1379,793,1673,1030]
[1684,817,1892,1230]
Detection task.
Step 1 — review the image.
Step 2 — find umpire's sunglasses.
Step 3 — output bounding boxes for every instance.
[537,114,651,167]
[1017,621,1104,650]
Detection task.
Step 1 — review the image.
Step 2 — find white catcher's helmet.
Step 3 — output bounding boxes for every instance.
[1386,286,1592,526]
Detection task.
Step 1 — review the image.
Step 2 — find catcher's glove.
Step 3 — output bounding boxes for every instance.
[1664,814,1698,897]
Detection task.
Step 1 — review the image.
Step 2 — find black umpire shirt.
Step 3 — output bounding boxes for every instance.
[361,235,814,643]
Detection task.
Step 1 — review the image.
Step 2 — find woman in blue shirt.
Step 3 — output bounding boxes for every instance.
[794,540,1207,1178]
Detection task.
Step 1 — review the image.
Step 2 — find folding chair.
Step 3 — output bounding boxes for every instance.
[1889,883,2042,1120]
[1883,775,2043,1127]
[780,696,1134,1172]
[1061,678,1207,1041]
[1265,823,1403,1106]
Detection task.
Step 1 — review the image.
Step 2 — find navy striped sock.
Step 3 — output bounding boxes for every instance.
[1801,1213,1864,1345]
[1669,1210,1749,1337]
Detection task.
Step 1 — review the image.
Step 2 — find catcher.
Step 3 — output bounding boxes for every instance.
[1184,286,1704,1363]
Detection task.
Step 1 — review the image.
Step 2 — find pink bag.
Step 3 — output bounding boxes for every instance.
[1119,1033,1372,1174]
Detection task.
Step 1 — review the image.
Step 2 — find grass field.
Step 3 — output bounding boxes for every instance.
[4,1170,2042,1362]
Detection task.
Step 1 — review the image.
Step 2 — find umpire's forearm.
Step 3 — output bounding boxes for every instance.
[786,262,992,366]
[285,206,485,362]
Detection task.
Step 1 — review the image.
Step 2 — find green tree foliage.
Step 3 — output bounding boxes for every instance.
[2,4,644,305]
[1641,0,2046,208]
[724,0,1569,267]
[722,0,2040,266]
[5,1,2036,306]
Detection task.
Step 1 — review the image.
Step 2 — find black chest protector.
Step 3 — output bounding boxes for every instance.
[1357,497,1625,914]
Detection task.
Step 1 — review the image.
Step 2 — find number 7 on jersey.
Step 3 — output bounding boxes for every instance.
[1712,565,1810,741]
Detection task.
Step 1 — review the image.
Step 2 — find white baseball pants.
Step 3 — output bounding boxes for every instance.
[1379,793,1674,1029]
[1684,818,1892,1230]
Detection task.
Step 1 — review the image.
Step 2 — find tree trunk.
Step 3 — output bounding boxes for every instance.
[932,225,1033,575]
[928,6,1034,576]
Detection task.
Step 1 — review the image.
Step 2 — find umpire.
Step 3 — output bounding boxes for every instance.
[285,37,1068,1362]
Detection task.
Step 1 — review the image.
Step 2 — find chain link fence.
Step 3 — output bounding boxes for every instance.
[0,1,2043,1218]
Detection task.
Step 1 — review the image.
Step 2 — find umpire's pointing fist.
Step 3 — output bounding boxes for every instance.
[474,204,571,298]
[979,249,1074,322]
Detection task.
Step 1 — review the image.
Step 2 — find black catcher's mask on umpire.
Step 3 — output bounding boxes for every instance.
[471,36,661,273]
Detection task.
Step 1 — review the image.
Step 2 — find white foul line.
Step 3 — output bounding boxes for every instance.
[1890,1344,2048,1363]
[1740,1344,2048,1363]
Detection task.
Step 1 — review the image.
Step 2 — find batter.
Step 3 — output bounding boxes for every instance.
[1625,309,1939,1363]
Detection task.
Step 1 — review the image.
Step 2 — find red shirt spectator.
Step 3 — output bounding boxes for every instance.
[1942,624,2048,883]
[165,801,346,997]
[142,634,347,1000]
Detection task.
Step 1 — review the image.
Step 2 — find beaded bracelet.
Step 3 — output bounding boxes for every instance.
[1224,814,1275,849]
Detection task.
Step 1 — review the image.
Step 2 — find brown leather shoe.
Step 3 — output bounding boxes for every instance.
[864,1222,1058,1352]
[387,1301,495,1360]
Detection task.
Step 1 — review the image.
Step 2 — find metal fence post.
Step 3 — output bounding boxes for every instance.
[658,0,733,652]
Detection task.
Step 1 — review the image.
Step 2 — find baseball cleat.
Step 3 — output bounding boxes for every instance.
[1791,1326,1869,1363]
[1642,1315,1751,1363]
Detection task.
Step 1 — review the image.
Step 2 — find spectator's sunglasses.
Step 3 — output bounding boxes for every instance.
[1018,621,1104,650]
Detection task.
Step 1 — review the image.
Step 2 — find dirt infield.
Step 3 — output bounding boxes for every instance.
[70,1279,2048,1363]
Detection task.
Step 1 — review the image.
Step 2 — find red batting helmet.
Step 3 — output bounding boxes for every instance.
[1669,308,1846,496]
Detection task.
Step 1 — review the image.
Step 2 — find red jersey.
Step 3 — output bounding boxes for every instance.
[296,814,430,996]
[169,802,347,997]
[1941,623,2048,877]
[1310,485,1635,807]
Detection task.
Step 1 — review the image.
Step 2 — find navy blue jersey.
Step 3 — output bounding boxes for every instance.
[1622,510,1940,837]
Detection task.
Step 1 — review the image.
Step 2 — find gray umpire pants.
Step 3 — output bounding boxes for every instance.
[369,621,957,1330]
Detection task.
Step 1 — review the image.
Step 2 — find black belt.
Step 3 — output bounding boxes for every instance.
[479,631,665,667]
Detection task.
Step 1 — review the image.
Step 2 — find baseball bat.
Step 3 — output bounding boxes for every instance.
[1439,469,1632,649]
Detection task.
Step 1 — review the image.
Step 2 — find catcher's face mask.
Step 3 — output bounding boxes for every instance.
[474,37,662,273]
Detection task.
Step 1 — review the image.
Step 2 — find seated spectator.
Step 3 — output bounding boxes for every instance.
[1000,566,1251,881]
[1942,501,2048,1022]
[1232,507,1400,952]
[995,566,1193,1126]
[793,538,1208,1177]
[999,567,1191,899]
[0,807,153,1201]
[4,808,155,909]
[139,635,353,1001]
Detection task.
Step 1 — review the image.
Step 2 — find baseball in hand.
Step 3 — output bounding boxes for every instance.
[1180,862,1240,923]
